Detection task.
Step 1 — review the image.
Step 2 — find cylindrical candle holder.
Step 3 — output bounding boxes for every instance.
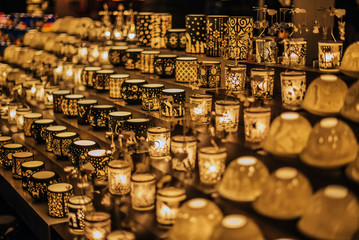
[175,57,198,83]
[124,48,143,70]
[94,69,115,92]
[225,64,247,93]
[81,67,101,88]
[147,127,170,160]
[30,119,56,143]
[109,111,132,137]
[154,54,177,78]
[165,29,186,50]
[15,108,31,130]
[70,140,100,168]
[123,118,152,140]
[108,160,131,195]
[44,125,67,152]
[151,13,172,49]
[156,187,186,225]
[255,37,277,63]
[53,90,71,113]
[283,38,307,66]
[197,61,221,88]
[87,149,112,180]
[109,74,129,99]
[243,107,271,144]
[206,15,229,57]
[47,183,74,218]
[318,40,343,72]
[171,135,197,171]
[136,12,153,47]
[12,152,34,179]
[61,94,85,118]
[1,143,27,169]
[140,51,160,74]
[161,89,186,118]
[198,146,227,185]
[189,94,212,124]
[84,212,111,240]
[77,99,98,125]
[68,196,93,234]
[215,100,240,132]
[21,160,45,189]
[185,14,206,54]
[24,113,42,137]
[52,132,80,160]
[44,86,59,108]
[250,68,275,99]
[130,172,156,211]
[227,16,253,60]
[141,84,164,111]
[27,170,61,201]
[280,71,306,110]
[121,79,148,105]
[88,105,115,130]
[109,46,129,66]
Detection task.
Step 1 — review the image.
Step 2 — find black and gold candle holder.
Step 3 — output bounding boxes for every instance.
[185,14,207,54]
[109,111,132,137]
[24,113,42,137]
[141,83,164,111]
[124,48,144,70]
[141,51,160,74]
[109,74,129,99]
[47,183,73,218]
[165,29,186,50]
[53,90,71,113]
[151,13,172,49]
[121,79,148,104]
[227,16,253,60]
[175,57,198,83]
[1,143,27,169]
[154,54,177,78]
[30,119,56,143]
[87,149,112,180]
[52,132,80,160]
[197,61,221,88]
[77,99,98,125]
[161,88,186,118]
[61,94,85,118]
[88,105,116,130]
[206,15,229,57]
[0,136,12,148]
[80,67,102,88]
[12,151,34,179]
[21,160,45,189]
[94,69,115,92]
[27,170,61,201]
[69,140,100,168]
[109,46,129,66]
[44,125,67,152]
[68,196,93,234]
[123,118,152,140]
[136,12,153,47]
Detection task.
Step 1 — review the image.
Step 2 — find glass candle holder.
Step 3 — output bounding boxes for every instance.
[7,103,18,124]
[151,13,172,49]
[156,187,186,225]
[215,100,240,132]
[12,152,34,179]
[185,14,206,54]
[189,94,212,124]
[84,212,111,240]
[30,118,56,143]
[81,67,102,88]
[283,38,307,66]
[206,15,229,57]
[53,90,71,113]
[280,71,306,110]
[130,172,156,211]
[88,105,115,130]
[165,29,186,50]
[21,160,45,189]
[87,149,112,180]
[44,86,59,108]
[255,37,277,63]
[175,57,198,83]
[62,63,74,82]
[141,83,164,111]
[147,127,170,160]
[70,140,100,168]
[161,89,186,118]
[197,61,221,88]
[108,160,131,195]
[109,46,129,66]
[109,111,132,137]
[123,118,152,140]
[243,107,271,144]
[171,135,198,171]
[225,64,247,93]
[227,16,253,60]
[23,113,43,137]
[62,94,85,118]
[109,74,129,99]
[68,196,93,234]
[140,51,160,74]
[136,12,153,47]
[121,79,148,105]
[124,48,143,70]
[198,146,227,185]
[0,136,12,148]
[27,170,61,201]
[250,68,275,99]
[77,99,98,125]
[94,69,115,92]
[318,41,343,72]
[35,83,45,102]
[154,54,177,78]
[47,183,74,218]
[15,108,31,130]
[52,132,80,160]
[44,125,67,152]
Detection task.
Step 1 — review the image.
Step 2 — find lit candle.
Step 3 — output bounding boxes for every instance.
[53,65,63,84]
[130,172,156,211]
[8,104,18,124]
[198,146,227,185]
[35,84,45,102]
[171,135,198,171]
[280,71,306,110]
[283,39,307,66]
[318,41,343,72]
[84,212,111,240]
[147,127,170,160]
[250,68,275,99]
[215,100,240,132]
[189,94,212,124]
[108,160,131,195]
[243,107,271,144]
[156,187,186,225]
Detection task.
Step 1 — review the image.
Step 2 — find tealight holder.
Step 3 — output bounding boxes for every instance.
[12,152,34,179]
[77,99,98,125]
[165,29,186,50]
[255,37,277,63]
[175,57,198,83]
[124,48,143,70]
[250,68,275,99]
[198,146,227,185]
[70,140,100,168]
[109,111,132,137]
[215,100,240,132]
[0,136,12,148]
[227,16,253,60]
[81,67,101,88]
[62,94,85,118]
[68,196,93,234]
[225,64,247,93]
[154,54,177,78]
[84,212,111,240]
[141,83,164,111]
[206,15,229,57]
[123,118,152,140]
[87,149,112,180]
[108,160,131,195]
[88,105,115,130]
[280,71,306,110]
[243,107,271,144]
[109,46,129,67]
[21,160,45,189]
[161,88,186,118]
[185,14,206,54]
[44,125,67,152]
[151,13,172,49]
[171,135,197,171]
[27,170,61,201]
[7,103,18,124]
[121,79,148,105]
[52,132,80,160]
[15,108,31,130]
[94,69,115,92]
[44,86,59,109]
[1,143,27,169]
[109,74,129,99]
[156,187,186,225]
[147,127,170,160]
[283,38,307,66]
[47,183,74,218]
[136,12,153,47]
[197,61,221,88]
[189,94,212,124]
[53,90,71,113]
[140,51,160,74]
[30,119,56,143]
[130,172,156,211]
[318,40,343,72]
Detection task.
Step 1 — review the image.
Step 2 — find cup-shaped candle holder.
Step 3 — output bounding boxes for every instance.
[44,125,67,152]
[206,15,229,57]
[131,172,156,211]
[198,146,227,185]
[161,89,186,118]
[109,46,129,66]
[0,136,12,148]
[94,69,115,92]
[225,64,247,93]
[87,149,112,180]
[124,48,143,70]
[147,127,170,160]
[70,140,100,168]
[154,54,177,78]
[108,160,131,195]
[175,57,198,83]
[197,61,221,88]
[156,187,186,225]
[215,100,240,132]
[250,68,275,99]
[141,84,164,111]
[47,183,74,218]
[243,107,271,144]
[123,118,152,140]
[109,111,132,137]
[30,118,56,143]
[283,38,307,66]
[15,108,31,130]
[136,12,153,47]
[185,14,206,54]
[27,170,61,201]
[52,132,80,160]
[165,29,186,50]
[189,94,212,124]
[81,67,102,88]
[88,105,116,130]
[318,40,343,72]
[77,99,98,125]
[151,13,172,49]
[140,51,160,74]
[61,94,85,118]
[255,37,277,63]
[280,71,306,110]
[171,135,197,171]
[84,212,111,240]
[109,74,129,99]
[24,113,42,137]
[121,79,148,105]
[44,86,59,108]
[53,90,71,113]
[21,160,45,189]
[68,196,93,234]
[1,143,27,169]
[12,152,34,179]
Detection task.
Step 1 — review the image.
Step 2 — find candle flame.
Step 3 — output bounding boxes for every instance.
[66,69,73,77]
[92,230,103,239]
[116,174,127,184]
[325,53,333,62]
[101,52,108,60]
[209,165,217,172]
[114,32,120,38]
[56,66,62,73]
[128,33,135,40]
[9,110,16,118]
[161,204,171,216]
[93,50,99,57]
[105,31,111,37]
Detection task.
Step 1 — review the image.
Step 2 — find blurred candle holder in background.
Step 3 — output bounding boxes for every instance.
[250,68,275,99]
[81,67,102,89]
[140,51,160,74]
[108,160,131,195]
[156,187,186,225]
[225,64,247,93]
[73,65,85,87]
[23,113,42,137]
[88,45,100,63]
[130,172,156,211]
[61,94,85,118]
[8,103,18,124]
[53,64,63,84]
[35,83,45,102]
[84,212,111,240]
[280,71,306,110]
[189,94,212,124]
[243,107,271,146]
[215,100,240,133]
[77,46,88,64]
[318,41,343,72]
[44,86,59,109]
[171,135,198,171]
[198,146,227,185]
[282,38,307,66]
[147,127,170,160]
[68,196,93,234]
[62,62,74,82]
[98,47,110,65]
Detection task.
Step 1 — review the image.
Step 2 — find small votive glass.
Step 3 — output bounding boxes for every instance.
[250,68,275,99]
[109,74,129,99]
[84,212,111,240]
[130,172,156,211]
[189,94,212,124]
[47,183,74,218]
[15,108,31,130]
[141,84,164,111]
[243,107,271,144]
[87,149,112,180]
[171,135,198,171]
[318,40,343,72]
[12,152,34,179]
[156,187,186,225]
[108,160,131,195]
[215,100,240,132]
[280,71,306,110]
[198,146,227,185]
[68,196,93,234]
[147,127,170,160]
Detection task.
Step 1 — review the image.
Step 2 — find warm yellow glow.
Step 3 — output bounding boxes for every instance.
[66,69,73,77]
[105,31,111,37]
[160,204,171,216]
[193,106,204,115]
[80,48,87,56]
[209,165,217,172]
[92,230,103,239]
[101,52,108,60]
[116,174,127,184]
[219,112,233,124]
[9,110,16,118]
[55,66,62,73]
[31,85,36,94]
[128,33,135,40]
[114,32,120,38]
[257,121,266,132]
[92,50,99,57]
[325,53,333,62]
